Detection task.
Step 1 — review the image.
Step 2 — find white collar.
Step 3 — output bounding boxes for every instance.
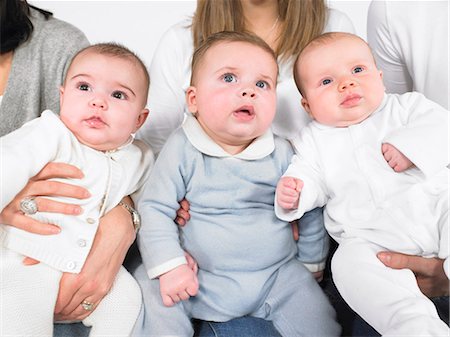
[182,114,275,160]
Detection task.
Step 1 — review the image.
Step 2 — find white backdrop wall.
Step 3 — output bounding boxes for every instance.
[30,0,371,75]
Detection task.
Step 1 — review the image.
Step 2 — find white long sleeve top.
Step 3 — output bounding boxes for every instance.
[137,9,355,154]
[0,111,153,273]
[367,0,449,109]
[276,93,449,254]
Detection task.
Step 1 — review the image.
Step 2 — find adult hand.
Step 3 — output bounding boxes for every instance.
[0,162,89,235]
[377,252,449,297]
[175,198,190,226]
[54,199,135,320]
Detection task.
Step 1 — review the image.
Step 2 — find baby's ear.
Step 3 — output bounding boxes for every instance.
[186,86,198,114]
[59,86,65,107]
[379,70,386,91]
[301,98,313,118]
[134,109,149,132]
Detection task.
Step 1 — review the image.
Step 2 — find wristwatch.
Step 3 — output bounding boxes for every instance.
[118,201,141,232]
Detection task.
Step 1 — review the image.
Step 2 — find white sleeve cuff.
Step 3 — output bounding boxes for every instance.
[274,199,305,222]
[302,261,326,273]
[147,256,187,279]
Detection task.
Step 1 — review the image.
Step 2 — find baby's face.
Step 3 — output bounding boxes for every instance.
[60,51,148,151]
[298,35,385,127]
[187,41,278,154]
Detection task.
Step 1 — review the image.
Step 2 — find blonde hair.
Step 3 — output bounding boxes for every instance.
[190,31,277,85]
[191,0,327,61]
[293,32,372,96]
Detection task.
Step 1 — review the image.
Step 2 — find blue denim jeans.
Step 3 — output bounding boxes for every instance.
[53,240,449,337]
[53,293,449,337]
[54,316,280,337]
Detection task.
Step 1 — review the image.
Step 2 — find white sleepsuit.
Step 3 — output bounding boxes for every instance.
[0,111,153,336]
[276,93,450,336]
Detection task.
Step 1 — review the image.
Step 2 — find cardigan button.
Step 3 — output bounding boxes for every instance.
[77,239,87,247]
[66,261,77,270]
[86,218,96,224]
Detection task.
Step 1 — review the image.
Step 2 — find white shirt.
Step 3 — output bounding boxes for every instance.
[367,0,449,109]
[137,9,355,154]
[0,111,153,273]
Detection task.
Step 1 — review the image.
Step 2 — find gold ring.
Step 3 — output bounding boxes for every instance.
[81,300,94,311]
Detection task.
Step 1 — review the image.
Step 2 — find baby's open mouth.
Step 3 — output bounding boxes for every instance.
[233,105,255,121]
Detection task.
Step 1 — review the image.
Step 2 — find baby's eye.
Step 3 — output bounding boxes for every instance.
[352,66,364,74]
[321,78,332,86]
[223,73,236,83]
[112,91,127,100]
[78,83,90,91]
[256,80,268,89]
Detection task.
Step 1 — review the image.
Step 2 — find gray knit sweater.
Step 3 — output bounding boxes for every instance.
[0,8,89,136]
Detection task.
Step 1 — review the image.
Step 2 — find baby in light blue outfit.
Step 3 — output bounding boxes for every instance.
[134,32,339,337]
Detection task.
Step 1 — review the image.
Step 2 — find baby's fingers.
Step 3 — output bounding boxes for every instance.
[178,290,192,301]
[186,279,199,297]
[278,195,299,209]
[162,294,175,307]
[282,177,297,189]
[294,179,304,192]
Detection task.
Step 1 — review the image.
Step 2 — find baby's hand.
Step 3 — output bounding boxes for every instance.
[276,176,303,209]
[159,264,199,307]
[382,143,413,172]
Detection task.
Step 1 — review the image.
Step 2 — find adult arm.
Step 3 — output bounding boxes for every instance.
[136,22,191,154]
[54,197,135,320]
[324,7,356,34]
[367,0,412,95]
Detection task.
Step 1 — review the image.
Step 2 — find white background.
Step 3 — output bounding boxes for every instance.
[30,0,371,71]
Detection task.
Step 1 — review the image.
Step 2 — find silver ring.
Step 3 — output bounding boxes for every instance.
[19,197,38,215]
[81,300,94,311]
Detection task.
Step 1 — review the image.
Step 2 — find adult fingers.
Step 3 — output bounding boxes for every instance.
[0,209,60,234]
[175,216,186,226]
[22,257,40,265]
[290,221,299,241]
[377,251,431,276]
[179,198,190,211]
[176,208,190,224]
[55,275,104,321]
[55,299,96,321]
[26,180,89,200]
[34,197,83,215]
[32,162,84,181]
